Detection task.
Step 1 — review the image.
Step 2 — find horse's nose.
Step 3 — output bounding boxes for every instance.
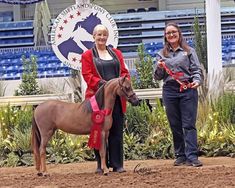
[128,94,140,106]
[131,99,140,106]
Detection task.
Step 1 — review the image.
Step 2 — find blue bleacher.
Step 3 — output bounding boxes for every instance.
[0,20,34,48]
[137,8,146,13]
[113,7,235,59]
[148,7,157,12]
[127,9,136,13]
[0,47,72,80]
[0,11,13,22]
[143,37,235,66]
[144,42,164,57]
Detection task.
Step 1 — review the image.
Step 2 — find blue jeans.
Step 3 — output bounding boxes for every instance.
[163,81,199,160]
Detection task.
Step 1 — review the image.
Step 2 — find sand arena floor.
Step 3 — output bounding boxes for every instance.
[0,157,234,188]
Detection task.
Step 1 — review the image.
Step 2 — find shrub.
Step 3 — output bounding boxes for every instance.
[131,44,159,89]
[125,101,152,142]
[47,131,92,164]
[15,55,42,96]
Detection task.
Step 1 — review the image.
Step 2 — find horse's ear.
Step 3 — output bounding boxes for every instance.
[120,75,127,83]
[123,74,128,80]
[120,76,124,83]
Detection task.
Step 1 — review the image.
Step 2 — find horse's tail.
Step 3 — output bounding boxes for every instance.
[31,114,41,158]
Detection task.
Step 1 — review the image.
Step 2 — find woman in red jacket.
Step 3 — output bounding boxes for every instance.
[81,24,130,173]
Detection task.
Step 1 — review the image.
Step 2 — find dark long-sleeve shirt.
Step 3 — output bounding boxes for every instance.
[154,47,203,85]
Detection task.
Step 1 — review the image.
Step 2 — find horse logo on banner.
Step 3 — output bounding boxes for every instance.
[51,3,118,70]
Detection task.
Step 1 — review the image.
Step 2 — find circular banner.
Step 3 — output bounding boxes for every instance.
[51,3,119,70]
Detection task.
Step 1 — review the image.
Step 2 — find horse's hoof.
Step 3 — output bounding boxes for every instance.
[103,169,109,176]
[95,168,103,174]
[37,172,43,176]
[42,172,50,177]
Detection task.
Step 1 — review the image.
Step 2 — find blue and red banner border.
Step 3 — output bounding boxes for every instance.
[0,0,44,4]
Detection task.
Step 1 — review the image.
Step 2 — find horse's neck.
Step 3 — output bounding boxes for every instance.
[103,80,119,110]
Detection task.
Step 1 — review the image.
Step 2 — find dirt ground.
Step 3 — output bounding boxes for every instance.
[0,157,235,188]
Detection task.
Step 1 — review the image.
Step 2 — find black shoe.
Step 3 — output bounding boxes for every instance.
[174,157,186,166]
[186,159,203,167]
[95,168,103,174]
[113,167,126,173]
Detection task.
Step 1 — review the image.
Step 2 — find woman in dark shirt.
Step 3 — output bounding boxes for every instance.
[154,22,203,167]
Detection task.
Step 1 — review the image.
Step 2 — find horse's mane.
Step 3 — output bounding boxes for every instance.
[83,78,120,113]
[83,83,105,113]
[94,78,120,110]
[95,84,105,109]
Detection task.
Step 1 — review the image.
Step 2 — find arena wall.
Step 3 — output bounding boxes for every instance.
[2,77,73,96]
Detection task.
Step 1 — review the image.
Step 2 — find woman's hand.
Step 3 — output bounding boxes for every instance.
[98,80,106,88]
[157,59,165,68]
[191,81,200,89]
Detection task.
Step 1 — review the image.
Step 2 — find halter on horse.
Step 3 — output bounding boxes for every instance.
[31,76,139,176]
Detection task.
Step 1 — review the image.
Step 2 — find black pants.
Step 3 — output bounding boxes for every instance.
[163,81,199,161]
[95,97,124,169]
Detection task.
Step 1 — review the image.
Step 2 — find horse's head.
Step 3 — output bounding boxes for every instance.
[118,76,140,106]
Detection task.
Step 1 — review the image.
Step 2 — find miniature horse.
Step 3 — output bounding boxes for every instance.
[31,76,139,176]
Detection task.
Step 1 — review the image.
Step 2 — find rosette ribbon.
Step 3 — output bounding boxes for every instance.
[88,96,111,150]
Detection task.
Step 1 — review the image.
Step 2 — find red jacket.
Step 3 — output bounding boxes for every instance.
[81,48,130,113]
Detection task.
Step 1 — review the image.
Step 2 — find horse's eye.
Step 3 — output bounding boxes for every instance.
[125,86,131,91]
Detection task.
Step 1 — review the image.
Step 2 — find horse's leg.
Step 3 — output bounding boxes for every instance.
[34,149,42,176]
[99,130,109,175]
[105,130,110,173]
[32,116,42,176]
[32,145,42,176]
[39,140,49,177]
[39,130,54,177]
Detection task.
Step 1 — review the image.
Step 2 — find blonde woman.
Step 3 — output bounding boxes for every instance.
[81,24,129,173]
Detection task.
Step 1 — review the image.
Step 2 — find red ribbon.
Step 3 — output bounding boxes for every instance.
[88,96,111,150]
[92,111,105,124]
[161,63,192,92]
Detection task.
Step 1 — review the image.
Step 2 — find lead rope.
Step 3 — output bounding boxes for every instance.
[161,63,192,92]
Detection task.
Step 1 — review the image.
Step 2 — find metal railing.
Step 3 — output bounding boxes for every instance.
[134,88,162,106]
[0,93,74,106]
